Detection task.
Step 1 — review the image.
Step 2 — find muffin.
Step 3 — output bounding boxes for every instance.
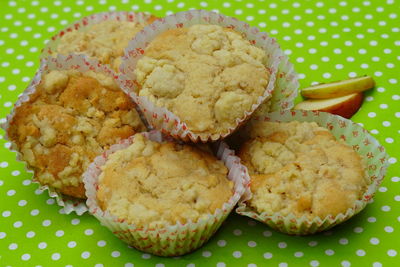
[84,132,246,256]
[132,23,271,137]
[7,69,146,199]
[49,13,157,71]
[238,120,368,220]
[97,133,233,228]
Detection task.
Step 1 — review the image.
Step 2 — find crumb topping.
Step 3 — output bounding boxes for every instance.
[239,121,367,219]
[97,134,233,227]
[134,24,270,134]
[8,70,146,198]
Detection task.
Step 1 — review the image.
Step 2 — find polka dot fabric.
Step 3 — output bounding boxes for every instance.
[0,0,398,266]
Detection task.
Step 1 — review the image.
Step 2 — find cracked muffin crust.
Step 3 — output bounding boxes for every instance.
[134,24,270,135]
[238,120,367,219]
[7,70,146,199]
[54,16,157,71]
[96,133,233,228]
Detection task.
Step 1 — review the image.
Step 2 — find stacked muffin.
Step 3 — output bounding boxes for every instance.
[3,10,386,256]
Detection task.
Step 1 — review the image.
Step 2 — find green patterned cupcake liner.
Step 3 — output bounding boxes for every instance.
[236,110,389,235]
[1,54,131,215]
[119,9,291,142]
[83,131,249,256]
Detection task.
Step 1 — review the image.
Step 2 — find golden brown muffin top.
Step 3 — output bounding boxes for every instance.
[55,16,157,71]
[239,121,367,219]
[134,24,270,135]
[7,70,146,198]
[97,134,233,228]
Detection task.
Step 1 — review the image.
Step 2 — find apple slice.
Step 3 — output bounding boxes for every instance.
[301,76,375,99]
[294,93,363,119]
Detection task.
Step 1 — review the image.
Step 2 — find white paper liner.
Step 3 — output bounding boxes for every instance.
[235,110,389,235]
[40,11,157,71]
[118,9,290,142]
[83,131,249,256]
[0,54,135,215]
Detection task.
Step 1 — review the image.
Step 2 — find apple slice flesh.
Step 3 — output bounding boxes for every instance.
[301,76,375,99]
[294,93,363,119]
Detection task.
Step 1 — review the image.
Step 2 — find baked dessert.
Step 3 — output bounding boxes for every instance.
[133,24,270,135]
[238,120,367,219]
[7,70,146,199]
[96,133,233,228]
[54,16,157,71]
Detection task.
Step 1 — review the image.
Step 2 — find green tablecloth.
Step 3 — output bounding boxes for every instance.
[0,0,399,266]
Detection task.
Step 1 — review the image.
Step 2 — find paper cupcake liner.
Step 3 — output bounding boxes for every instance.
[118,9,290,142]
[40,11,157,71]
[83,130,249,256]
[266,53,299,112]
[235,110,389,235]
[0,54,137,215]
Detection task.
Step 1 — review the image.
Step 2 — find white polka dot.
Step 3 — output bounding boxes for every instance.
[142,253,151,259]
[21,253,31,261]
[323,73,331,78]
[278,242,287,248]
[30,209,39,216]
[26,231,35,238]
[55,230,64,237]
[233,229,242,236]
[217,240,226,247]
[370,237,380,245]
[384,226,394,232]
[339,238,348,245]
[97,240,106,247]
[294,251,303,257]
[7,189,16,196]
[71,218,80,225]
[264,252,273,259]
[389,158,397,164]
[23,179,31,186]
[380,103,388,109]
[13,199,24,206]
[395,195,400,201]
[84,229,93,235]
[382,121,391,127]
[388,249,397,257]
[309,241,318,247]
[233,251,242,258]
[349,72,357,78]
[310,64,318,70]
[52,253,61,261]
[2,210,11,217]
[341,261,351,267]
[379,186,388,192]
[310,260,320,267]
[393,95,400,100]
[356,249,366,256]
[81,251,90,259]
[112,251,121,258]
[353,227,363,233]
[248,241,257,247]
[279,263,288,267]
[42,219,51,227]
[13,221,23,228]
[347,56,355,62]
[386,138,394,144]
[9,243,18,250]
[67,241,76,248]
[263,230,272,237]
[325,249,335,256]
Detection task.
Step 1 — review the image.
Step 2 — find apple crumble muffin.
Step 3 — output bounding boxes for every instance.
[238,120,367,219]
[7,70,146,198]
[134,24,270,135]
[96,134,233,228]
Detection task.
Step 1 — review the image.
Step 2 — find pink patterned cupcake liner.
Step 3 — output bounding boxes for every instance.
[236,110,389,235]
[83,131,249,256]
